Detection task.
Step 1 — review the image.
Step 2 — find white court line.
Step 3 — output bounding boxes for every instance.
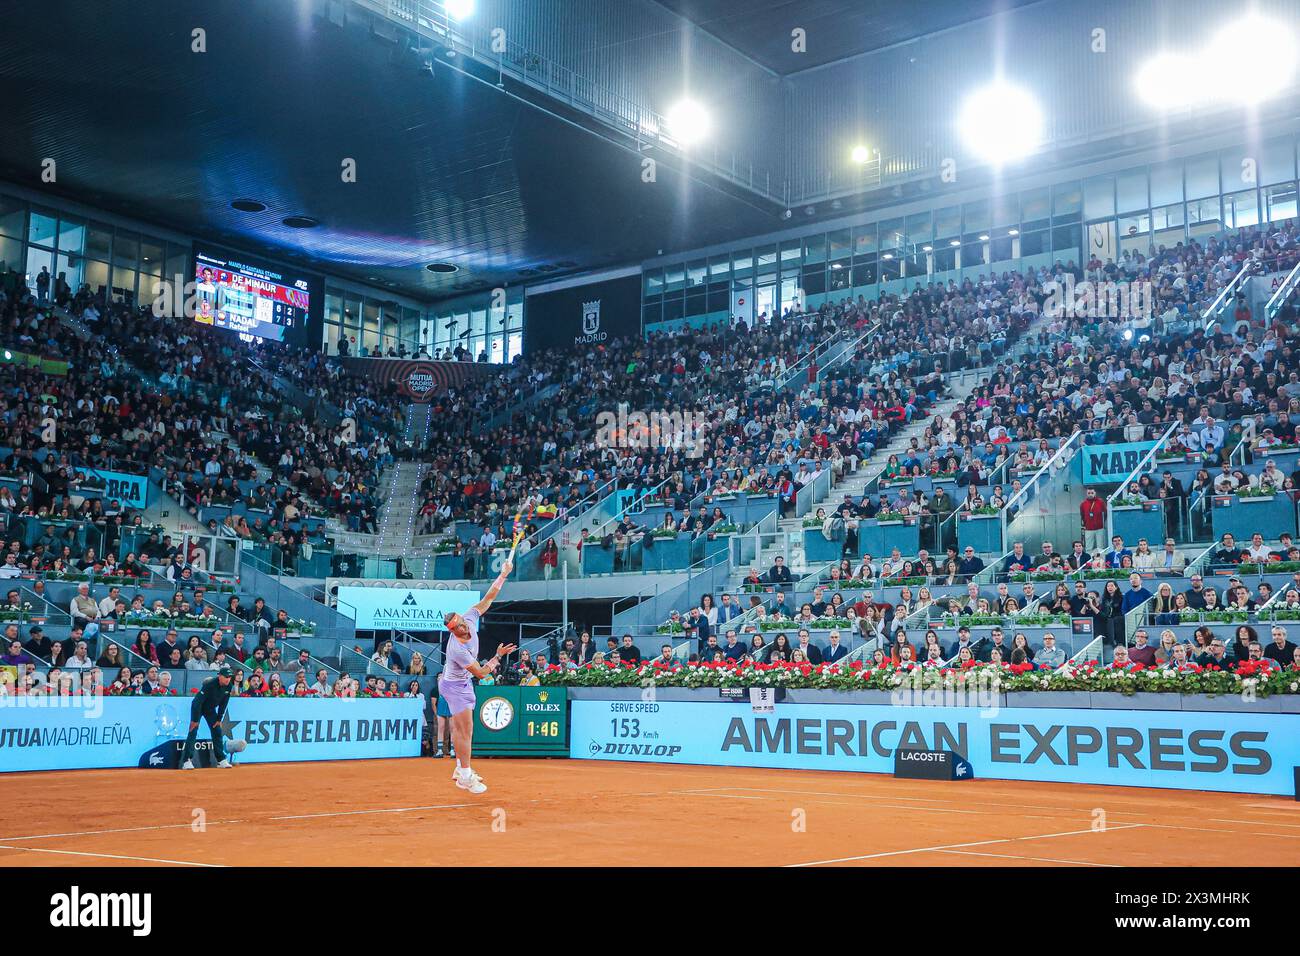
[678,792,766,800]
[787,823,1143,867]
[939,848,1120,867]
[0,821,245,843]
[0,844,224,867]
[1209,817,1300,829]
[269,803,471,820]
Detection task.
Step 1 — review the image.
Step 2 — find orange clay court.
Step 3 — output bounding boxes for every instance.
[2,758,1298,867]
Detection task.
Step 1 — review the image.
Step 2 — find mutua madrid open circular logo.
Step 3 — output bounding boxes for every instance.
[402,362,438,400]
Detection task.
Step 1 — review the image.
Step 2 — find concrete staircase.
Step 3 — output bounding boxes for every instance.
[730,375,982,586]
[371,460,429,555]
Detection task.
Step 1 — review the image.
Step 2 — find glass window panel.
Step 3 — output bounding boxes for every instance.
[56,217,85,255]
[990,236,1014,263]
[780,239,801,263]
[1265,182,1298,223]
[1185,154,1219,200]
[113,232,139,269]
[84,259,109,297]
[1119,213,1150,254]
[0,235,20,274]
[990,192,1018,228]
[166,245,189,283]
[853,224,877,256]
[1054,181,1083,217]
[904,212,932,242]
[0,194,23,239]
[1020,231,1048,256]
[1150,161,1183,206]
[686,260,707,288]
[1152,202,1184,231]
[1021,186,1050,225]
[644,268,663,295]
[139,238,164,275]
[110,266,137,305]
[1187,197,1222,239]
[961,200,989,232]
[1116,169,1148,214]
[1222,189,1259,228]
[878,218,904,251]
[732,250,753,278]
[755,245,778,268]
[27,209,57,247]
[933,206,960,239]
[1081,177,1113,220]
[86,223,112,260]
[664,265,685,293]
[828,229,851,260]
[708,254,729,278]
[1260,137,1297,186]
[851,261,876,287]
[1220,146,1260,195]
[25,245,53,292]
[803,234,826,264]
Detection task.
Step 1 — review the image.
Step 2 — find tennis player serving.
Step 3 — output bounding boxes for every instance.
[440,557,517,794]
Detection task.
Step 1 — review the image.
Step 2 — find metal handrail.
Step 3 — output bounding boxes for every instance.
[1265,259,1300,320]
[1200,261,1254,332]
[1105,420,1179,542]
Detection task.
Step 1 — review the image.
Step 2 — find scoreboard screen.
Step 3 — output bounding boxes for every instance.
[192,248,315,343]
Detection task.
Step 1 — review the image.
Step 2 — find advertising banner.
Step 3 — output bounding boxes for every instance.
[571,699,1300,794]
[334,585,480,630]
[337,357,494,403]
[524,274,642,354]
[83,469,150,508]
[1081,440,1157,484]
[0,696,422,772]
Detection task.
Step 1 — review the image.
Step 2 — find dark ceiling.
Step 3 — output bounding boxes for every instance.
[0,0,783,302]
[655,0,1050,74]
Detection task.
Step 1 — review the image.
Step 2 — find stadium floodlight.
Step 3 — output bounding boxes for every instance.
[444,0,475,20]
[1134,52,1204,110]
[958,82,1043,165]
[851,145,872,164]
[666,99,711,147]
[1209,15,1296,104]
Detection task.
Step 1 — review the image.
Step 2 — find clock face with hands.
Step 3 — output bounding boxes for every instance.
[480,696,514,730]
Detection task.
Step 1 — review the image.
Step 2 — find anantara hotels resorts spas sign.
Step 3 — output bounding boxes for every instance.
[334,585,480,630]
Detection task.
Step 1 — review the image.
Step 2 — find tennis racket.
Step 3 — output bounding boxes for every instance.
[508,497,537,561]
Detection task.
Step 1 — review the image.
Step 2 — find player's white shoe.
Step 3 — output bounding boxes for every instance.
[454,767,487,794]
[181,759,195,770]
[216,758,232,768]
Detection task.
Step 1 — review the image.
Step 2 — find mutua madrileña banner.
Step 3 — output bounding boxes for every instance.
[0,696,422,772]
[524,273,642,354]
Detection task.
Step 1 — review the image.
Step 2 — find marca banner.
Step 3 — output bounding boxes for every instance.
[83,469,150,508]
[0,696,422,772]
[571,699,1300,794]
[335,584,479,630]
[524,274,642,354]
[1081,440,1156,484]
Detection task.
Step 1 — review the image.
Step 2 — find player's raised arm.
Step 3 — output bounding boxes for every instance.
[473,558,513,616]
